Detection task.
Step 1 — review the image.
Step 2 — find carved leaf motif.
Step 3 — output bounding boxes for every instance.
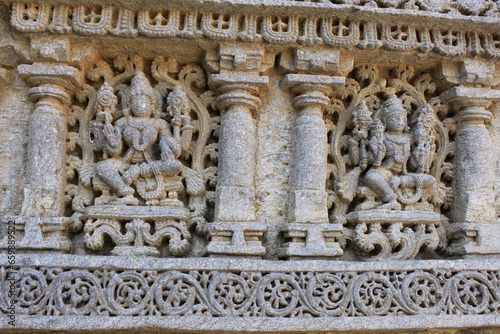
[413,74,437,96]
[68,106,84,127]
[113,54,144,73]
[66,156,82,180]
[87,60,113,82]
[393,65,414,84]
[430,181,447,207]
[356,65,379,84]
[203,143,219,162]
[66,132,79,151]
[184,167,205,196]
[178,64,206,89]
[79,163,97,187]
[334,78,360,99]
[203,166,218,187]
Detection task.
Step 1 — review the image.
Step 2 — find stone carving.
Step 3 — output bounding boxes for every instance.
[2,259,500,318]
[66,56,219,256]
[9,3,500,60]
[355,95,436,211]
[325,0,498,16]
[328,65,454,260]
[2,0,500,332]
[92,73,187,206]
[205,45,270,257]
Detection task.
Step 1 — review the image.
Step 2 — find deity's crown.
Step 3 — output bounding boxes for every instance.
[381,94,407,122]
[130,71,155,99]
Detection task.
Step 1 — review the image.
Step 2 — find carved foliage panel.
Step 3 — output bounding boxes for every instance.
[1,264,499,317]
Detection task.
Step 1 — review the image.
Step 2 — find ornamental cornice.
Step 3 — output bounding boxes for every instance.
[6,1,500,60]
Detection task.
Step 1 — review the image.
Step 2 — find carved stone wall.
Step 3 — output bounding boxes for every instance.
[0,0,500,332]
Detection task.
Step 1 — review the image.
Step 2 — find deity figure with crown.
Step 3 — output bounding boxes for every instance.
[360,94,436,211]
[90,72,192,206]
[342,94,442,260]
[80,71,195,257]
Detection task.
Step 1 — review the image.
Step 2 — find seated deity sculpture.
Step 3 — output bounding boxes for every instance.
[356,95,436,210]
[92,72,191,206]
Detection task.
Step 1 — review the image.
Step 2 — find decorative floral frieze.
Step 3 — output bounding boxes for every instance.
[1,259,499,317]
[9,3,500,59]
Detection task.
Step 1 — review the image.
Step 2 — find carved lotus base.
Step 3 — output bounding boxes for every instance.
[206,221,267,257]
[0,216,71,253]
[84,205,191,257]
[279,223,343,259]
[347,210,441,260]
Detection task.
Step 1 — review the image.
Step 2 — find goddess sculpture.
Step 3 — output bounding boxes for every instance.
[359,94,435,210]
[93,72,190,205]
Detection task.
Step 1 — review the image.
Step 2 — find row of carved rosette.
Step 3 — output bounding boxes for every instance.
[9,2,500,59]
[1,256,499,318]
[0,40,500,261]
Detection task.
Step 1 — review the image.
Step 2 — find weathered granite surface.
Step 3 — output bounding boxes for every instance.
[0,0,500,332]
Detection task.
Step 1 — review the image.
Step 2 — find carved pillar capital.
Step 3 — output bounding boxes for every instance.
[437,59,497,89]
[283,74,344,111]
[209,73,268,112]
[442,85,500,257]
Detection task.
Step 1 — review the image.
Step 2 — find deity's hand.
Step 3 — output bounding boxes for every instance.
[103,124,121,147]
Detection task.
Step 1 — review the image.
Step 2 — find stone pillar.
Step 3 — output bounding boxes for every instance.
[279,49,351,258]
[443,86,500,256]
[0,63,81,253]
[205,45,271,257]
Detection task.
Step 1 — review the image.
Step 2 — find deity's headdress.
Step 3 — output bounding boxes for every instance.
[130,72,156,100]
[380,94,407,124]
[127,71,161,117]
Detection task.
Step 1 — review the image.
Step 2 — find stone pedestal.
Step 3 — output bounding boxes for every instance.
[280,74,344,258]
[443,86,500,256]
[207,72,268,257]
[0,64,81,253]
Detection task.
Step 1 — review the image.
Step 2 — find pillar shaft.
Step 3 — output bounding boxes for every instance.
[284,75,344,224]
[210,75,268,222]
[23,85,71,216]
[0,64,81,253]
[442,86,500,256]
[206,72,268,257]
[454,102,495,223]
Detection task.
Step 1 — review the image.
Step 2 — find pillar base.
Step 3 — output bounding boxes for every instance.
[279,223,343,259]
[289,189,329,223]
[215,186,256,222]
[206,221,267,257]
[447,222,500,257]
[0,216,71,253]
